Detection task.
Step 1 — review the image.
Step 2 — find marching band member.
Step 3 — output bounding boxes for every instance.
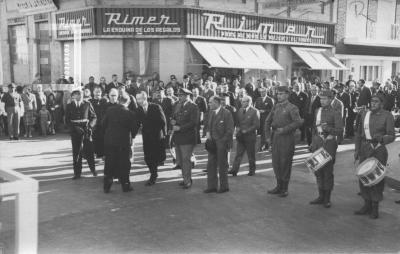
[265,86,303,197]
[354,93,395,219]
[65,89,97,179]
[309,90,343,208]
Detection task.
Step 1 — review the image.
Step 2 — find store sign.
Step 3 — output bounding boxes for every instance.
[56,9,95,39]
[187,9,334,46]
[96,8,183,36]
[11,0,57,14]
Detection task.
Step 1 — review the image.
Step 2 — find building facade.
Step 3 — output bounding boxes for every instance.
[335,0,400,84]
[0,0,342,87]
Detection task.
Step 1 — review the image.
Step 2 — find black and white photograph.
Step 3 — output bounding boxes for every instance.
[1,0,400,253]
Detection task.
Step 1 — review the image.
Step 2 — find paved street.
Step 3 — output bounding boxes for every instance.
[1,134,400,253]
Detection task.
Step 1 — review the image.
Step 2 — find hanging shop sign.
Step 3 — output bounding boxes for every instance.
[186,9,334,46]
[8,0,58,15]
[96,8,184,36]
[56,8,96,39]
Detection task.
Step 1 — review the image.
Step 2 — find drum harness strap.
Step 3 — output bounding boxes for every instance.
[364,111,381,150]
[316,108,335,142]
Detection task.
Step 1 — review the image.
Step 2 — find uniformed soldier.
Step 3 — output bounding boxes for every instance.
[171,88,199,189]
[309,90,343,208]
[265,86,303,197]
[65,89,97,179]
[354,93,395,219]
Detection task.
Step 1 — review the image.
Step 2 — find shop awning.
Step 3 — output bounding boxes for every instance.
[190,41,283,70]
[291,47,348,70]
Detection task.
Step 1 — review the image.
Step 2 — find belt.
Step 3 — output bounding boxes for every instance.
[71,119,89,123]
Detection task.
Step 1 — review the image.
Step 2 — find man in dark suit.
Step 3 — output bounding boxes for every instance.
[383,81,396,111]
[106,74,123,94]
[304,85,321,148]
[89,86,108,158]
[289,83,308,141]
[335,83,350,141]
[192,88,207,144]
[171,88,199,189]
[346,81,359,137]
[136,91,167,186]
[102,91,139,193]
[153,88,174,143]
[357,79,371,108]
[229,95,260,176]
[85,76,98,96]
[65,89,97,179]
[204,96,234,194]
[254,87,274,151]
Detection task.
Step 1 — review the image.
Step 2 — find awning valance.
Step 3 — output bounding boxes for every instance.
[291,47,348,70]
[191,41,283,70]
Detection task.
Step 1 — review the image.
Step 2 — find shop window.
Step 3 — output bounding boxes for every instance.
[36,22,51,84]
[396,0,400,24]
[9,24,29,84]
[147,40,159,76]
[9,25,28,65]
[360,65,380,82]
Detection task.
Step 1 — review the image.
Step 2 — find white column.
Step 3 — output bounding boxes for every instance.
[159,39,185,82]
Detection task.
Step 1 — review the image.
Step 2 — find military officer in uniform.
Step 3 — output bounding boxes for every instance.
[65,89,97,179]
[265,86,303,197]
[354,93,395,219]
[309,90,343,208]
[171,88,199,189]
[229,95,260,176]
[204,96,234,194]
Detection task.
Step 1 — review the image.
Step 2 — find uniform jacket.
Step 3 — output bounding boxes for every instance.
[265,100,303,138]
[172,100,199,145]
[65,101,97,130]
[312,105,343,137]
[236,106,260,136]
[208,107,234,148]
[102,104,139,148]
[384,90,396,111]
[355,109,395,157]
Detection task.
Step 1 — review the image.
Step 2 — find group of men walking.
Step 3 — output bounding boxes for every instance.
[63,73,399,219]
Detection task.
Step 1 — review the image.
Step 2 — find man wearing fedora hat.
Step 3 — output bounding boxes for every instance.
[1,83,23,140]
[171,88,199,189]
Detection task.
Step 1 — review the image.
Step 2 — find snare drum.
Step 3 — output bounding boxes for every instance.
[356,158,387,187]
[304,147,332,172]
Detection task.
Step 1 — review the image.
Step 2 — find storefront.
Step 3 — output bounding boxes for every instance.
[53,7,347,85]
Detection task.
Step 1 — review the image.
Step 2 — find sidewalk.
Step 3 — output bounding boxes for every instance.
[1,134,400,253]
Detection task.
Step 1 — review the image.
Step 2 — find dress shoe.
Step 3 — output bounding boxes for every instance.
[323,190,332,208]
[9,136,13,140]
[13,136,19,140]
[370,202,379,219]
[122,183,133,192]
[173,165,181,170]
[267,186,281,195]
[145,179,156,186]
[278,191,288,198]
[203,189,217,193]
[228,170,237,176]
[395,200,400,204]
[182,183,192,189]
[247,172,255,176]
[354,200,372,215]
[309,189,324,205]
[178,181,185,186]
[202,169,208,173]
[72,175,81,180]
[217,188,229,193]
[103,179,113,193]
[91,170,97,177]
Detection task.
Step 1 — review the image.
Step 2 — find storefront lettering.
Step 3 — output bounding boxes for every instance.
[58,16,91,30]
[104,13,178,26]
[203,13,324,39]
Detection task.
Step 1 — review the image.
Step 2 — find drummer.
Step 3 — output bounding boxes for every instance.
[354,93,395,219]
[309,89,343,208]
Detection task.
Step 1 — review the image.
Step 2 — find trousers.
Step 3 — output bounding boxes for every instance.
[175,144,195,185]
[207,140,229,190]
[6,106,20,137]
[272,133,295,183]
[71,129,95,176]
[232,133,256,173]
